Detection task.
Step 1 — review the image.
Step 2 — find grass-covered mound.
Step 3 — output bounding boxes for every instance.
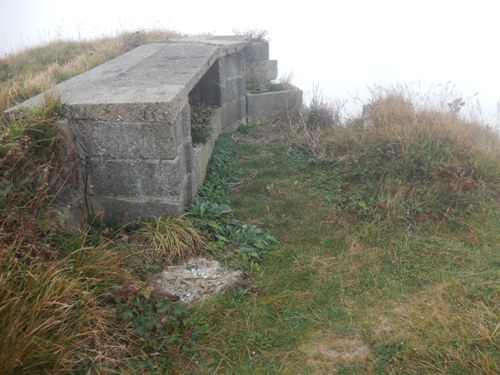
[300,87,499,225]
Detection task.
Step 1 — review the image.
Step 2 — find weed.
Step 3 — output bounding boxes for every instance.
[191,103,213,125]
[188,198,276,265]
[192,125,212,144]
[237,122,258,135]
[303,85,345,130]
[232,28,268,41]
[112,284,190,340]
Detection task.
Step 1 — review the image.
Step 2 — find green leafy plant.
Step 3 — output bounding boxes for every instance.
[188,129,277,264]
[190,103,214,144]
[112,284,190,341]
[195,133,238,202]
[188,198,276,264]
[191,124,212,144]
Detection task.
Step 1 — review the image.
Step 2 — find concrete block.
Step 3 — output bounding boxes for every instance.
[70,119,180,159]
[243,41,269,62]
[89,196,183,221]
[221,98,246,129]
[219,52,245,78]
[182,142,195,175]
[62,99,187,124]
[246,60,278,83]
[87,157,184,197]
[182,173,196,206]
[246,88,303,122]
[220,77,246,103]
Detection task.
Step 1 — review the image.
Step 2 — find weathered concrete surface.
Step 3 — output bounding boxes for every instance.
[152,257,244,303]
[218,52,247,129]
[246,60,278,83]
[13,39,248,116]
[243,41,270,63]
[247,87,303,122]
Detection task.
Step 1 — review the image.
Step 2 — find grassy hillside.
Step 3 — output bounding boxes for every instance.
[176,89,499,374]
[1,34,499,374]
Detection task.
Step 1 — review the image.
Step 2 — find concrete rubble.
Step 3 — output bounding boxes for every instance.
[152,257,244,303]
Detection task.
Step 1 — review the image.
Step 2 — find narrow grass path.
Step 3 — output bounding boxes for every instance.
[180,125,499,374]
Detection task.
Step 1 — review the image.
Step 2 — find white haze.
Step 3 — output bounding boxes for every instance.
[1,0,498,127]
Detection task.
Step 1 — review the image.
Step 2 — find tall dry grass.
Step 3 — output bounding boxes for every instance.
[293,85,500,223]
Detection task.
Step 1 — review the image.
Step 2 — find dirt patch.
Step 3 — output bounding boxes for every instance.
[152,257,244,303]
[302,333,371,374]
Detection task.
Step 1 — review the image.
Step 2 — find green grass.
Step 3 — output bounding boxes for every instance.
[177,98,499,374]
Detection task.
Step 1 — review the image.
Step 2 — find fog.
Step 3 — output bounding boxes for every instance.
[1,0,498,126]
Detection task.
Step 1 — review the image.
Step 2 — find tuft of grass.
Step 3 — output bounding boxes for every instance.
[137,215,208,265]
[0,236,134,374]
[303,86,345,130]
[246,72,296,94]
[0,92,79,258]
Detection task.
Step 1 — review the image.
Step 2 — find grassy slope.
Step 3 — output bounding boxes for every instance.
[180,118,499,374]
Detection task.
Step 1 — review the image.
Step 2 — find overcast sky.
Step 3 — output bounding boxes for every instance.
[1,0,499,125]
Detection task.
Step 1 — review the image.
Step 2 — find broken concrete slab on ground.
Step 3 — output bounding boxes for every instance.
[7,35,302,221]
[152,257,244,303]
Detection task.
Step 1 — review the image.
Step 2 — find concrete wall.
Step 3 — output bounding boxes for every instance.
[71,101,196,220]
[247,88,303,123]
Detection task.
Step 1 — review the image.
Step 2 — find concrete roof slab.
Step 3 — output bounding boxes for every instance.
[8,38,250,121]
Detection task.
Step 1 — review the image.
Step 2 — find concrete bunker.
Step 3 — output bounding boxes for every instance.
[7,36,302,221]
